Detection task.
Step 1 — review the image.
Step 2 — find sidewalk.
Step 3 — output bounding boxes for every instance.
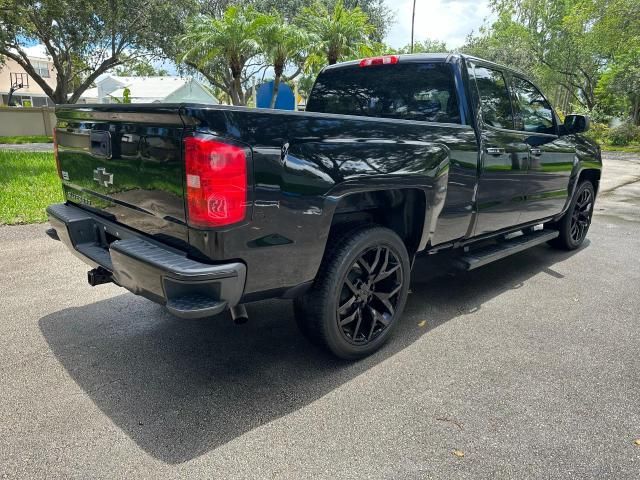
[0,143,54,152]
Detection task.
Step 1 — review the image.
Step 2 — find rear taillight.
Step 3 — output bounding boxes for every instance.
[359,55,399,67]
[53,127,62,179]
[184,136,247,228]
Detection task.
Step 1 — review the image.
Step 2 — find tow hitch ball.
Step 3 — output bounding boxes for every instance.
[87,267,113,286]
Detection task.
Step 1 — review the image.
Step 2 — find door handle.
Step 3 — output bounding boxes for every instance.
[486,147,505,155]
[529,148,542,156]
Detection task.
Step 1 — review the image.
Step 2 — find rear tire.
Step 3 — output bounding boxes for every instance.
[548,180,595,250]
[294,226,411,360]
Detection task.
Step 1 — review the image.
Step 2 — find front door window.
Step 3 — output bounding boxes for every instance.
[511,77,556,135]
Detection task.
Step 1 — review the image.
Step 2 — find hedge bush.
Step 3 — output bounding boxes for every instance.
[607,122,640,146]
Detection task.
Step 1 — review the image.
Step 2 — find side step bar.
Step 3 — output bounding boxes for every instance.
[458,229,559,271]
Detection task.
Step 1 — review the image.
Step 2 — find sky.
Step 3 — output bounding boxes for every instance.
[22,1,495,78]
[384,0,494,49]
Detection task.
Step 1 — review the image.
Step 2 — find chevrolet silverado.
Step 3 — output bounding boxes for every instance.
[46,54,601,359]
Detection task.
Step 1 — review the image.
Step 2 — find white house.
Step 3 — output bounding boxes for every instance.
[77,75,218,104]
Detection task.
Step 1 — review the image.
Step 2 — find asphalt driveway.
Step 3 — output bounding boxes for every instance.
[1,153,639,479]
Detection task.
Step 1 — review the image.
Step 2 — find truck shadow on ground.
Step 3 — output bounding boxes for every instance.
[38,242,587,464]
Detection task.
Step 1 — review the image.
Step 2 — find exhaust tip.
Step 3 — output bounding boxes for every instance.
[230,304,249,325]
[45,228,60,241]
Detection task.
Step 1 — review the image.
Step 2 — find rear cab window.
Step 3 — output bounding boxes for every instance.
[306,62,462,124]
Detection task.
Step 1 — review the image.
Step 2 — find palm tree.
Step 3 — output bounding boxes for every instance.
[299,0,375,69]
[257,15,311,108]
[180,6,260,105]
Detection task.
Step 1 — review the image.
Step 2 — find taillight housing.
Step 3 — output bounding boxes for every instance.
[359,55,399,67]
[53,127,62,179]
[184,136,247,228]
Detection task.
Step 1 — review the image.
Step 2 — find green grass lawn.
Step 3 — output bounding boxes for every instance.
[0,151,63,225]
[0,135,53,144]
[601,144,640,154]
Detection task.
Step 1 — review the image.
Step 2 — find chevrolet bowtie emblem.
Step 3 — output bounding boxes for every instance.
[93,167,114,187]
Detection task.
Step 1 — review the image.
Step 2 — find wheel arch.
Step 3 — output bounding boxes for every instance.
[325,187,429,260]
[551,166,601,224]
[578,168,601,194]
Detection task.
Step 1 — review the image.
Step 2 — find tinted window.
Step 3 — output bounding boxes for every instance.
[512,77,556,134]
[473,66,513,129]
[307,63,461,124]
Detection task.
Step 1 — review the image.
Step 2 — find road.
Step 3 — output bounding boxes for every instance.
[1,153,639,479]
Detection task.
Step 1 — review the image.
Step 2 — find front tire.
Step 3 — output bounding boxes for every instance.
[548,180,595,250]
[294,226,411,360]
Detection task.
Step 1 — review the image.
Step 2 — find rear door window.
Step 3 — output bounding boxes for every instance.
[472,66,514,130]
[306,63,461,124]
[511,76,556,135]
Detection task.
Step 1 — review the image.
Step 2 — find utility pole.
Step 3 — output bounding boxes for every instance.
[410,0,417,53]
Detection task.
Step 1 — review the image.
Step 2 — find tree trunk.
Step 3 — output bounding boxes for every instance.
[231,73,243,105]
[52,85,69,104]
[229,60,245,106]
[270,76,281,109]
[270,64,284,109]
[67,56,121,104]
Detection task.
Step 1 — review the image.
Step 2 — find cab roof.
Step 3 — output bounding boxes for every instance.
[322,53,528,78]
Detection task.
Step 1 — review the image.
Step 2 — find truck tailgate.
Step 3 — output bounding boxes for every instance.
[54,105,188,247]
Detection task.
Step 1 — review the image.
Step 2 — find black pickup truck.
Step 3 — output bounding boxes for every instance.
[47,53,601,359]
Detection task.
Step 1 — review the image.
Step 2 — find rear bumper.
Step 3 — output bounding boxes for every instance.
[46,203,246,319]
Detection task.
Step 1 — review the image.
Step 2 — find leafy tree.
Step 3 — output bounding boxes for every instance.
[298,0,375,68]
[577,0,640,123]
[570,0,640,59]
[596,48,640,124]
[111,86,132,104]
[256,15,310,108]
[396,39,449,54]
[180,6,262,106]
[179,1,386,105]
[0,0,195,104]
[325,0,392,43]
[202,0,392,41]
[296,72,316,102]
[460,12,537,74]
[478,0,640,118]
[462,0,607,112]
[114,58,170,77]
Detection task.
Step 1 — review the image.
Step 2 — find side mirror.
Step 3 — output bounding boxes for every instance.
[564,114,590,134]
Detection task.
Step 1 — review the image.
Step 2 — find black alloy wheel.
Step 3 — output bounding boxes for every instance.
[294,226,411,359]
[548,180,595,250]
[337,246,403,346]
[569,186,593,244]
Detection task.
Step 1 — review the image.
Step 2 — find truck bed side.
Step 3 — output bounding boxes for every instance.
[179,106,479,298]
